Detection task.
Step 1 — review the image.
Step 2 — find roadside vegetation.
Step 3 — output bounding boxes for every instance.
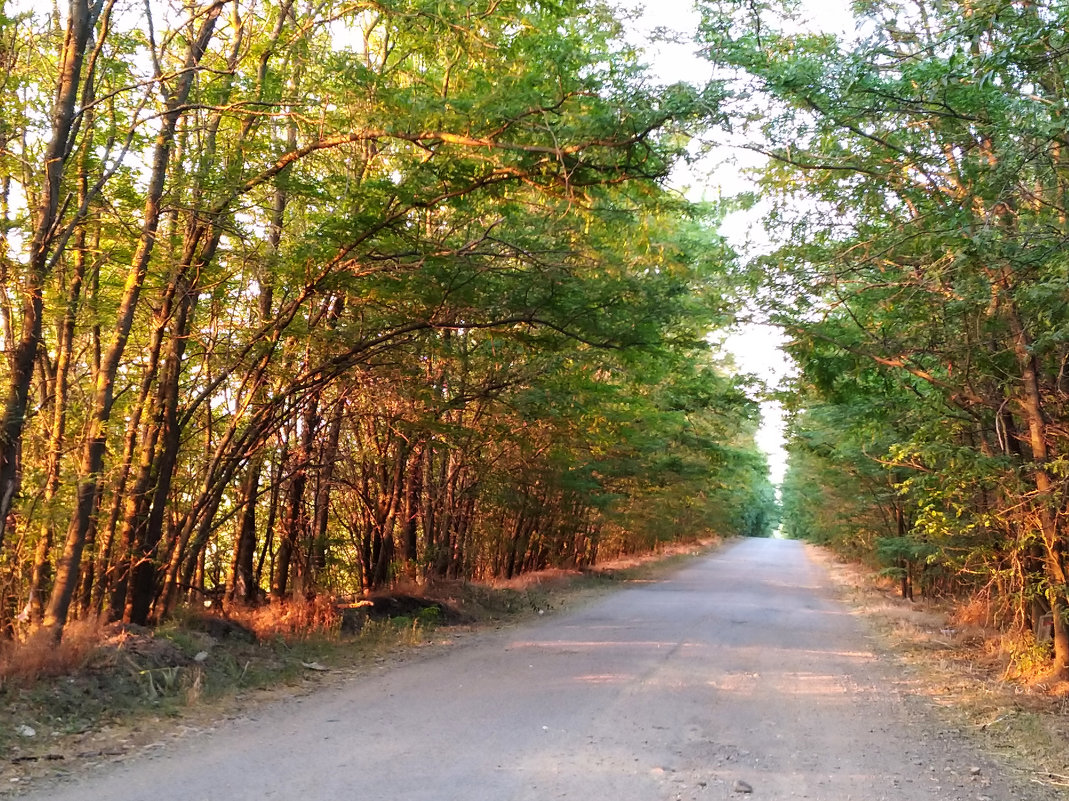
[0,541,716,791]
[0,0,775,659]
[709,0,1069,682]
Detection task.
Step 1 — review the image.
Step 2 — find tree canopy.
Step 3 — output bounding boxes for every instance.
[0,0,775,640]
[701,0,1069,677]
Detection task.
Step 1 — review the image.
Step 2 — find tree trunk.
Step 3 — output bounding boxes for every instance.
[124,266,203,625]
[0,0,101,549]
[273,402,316,599]
[42,5,222,637]
[26,208,91,621]
[228,462,263,604]
[1002,275,1069,679]
[400,444,422,566]
[309,398,344,587]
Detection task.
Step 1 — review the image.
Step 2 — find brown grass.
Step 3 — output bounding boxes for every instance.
[0,615,106,688]
[223,596,342,640]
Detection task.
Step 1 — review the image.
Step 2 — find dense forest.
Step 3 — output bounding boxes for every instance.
[716,0,1069,679]
[6,0,1069,681]
[0,0,776,642]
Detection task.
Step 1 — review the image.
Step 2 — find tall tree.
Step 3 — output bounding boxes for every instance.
[703,0,1069,676]
[0,0,758,639]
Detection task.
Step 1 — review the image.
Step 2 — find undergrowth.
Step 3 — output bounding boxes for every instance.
[0,617,106,688]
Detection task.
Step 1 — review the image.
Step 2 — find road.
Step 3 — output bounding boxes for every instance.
[17,538,1056,800]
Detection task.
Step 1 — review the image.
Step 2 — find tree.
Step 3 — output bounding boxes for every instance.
[703,0,1069,676]
[0,0,762,639]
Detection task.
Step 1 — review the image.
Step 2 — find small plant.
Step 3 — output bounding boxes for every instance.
[184,665,204,704]
[390,614,414,632]
[140,666,182,700]
[416,605,441,628]
[1004,632,1054,681]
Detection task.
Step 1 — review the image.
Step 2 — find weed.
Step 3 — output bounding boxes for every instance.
[140,666,182,700]
[1003,632,1054,681]
[359,616,424,648]
[228,597,341,640]
[185,666,204,705]
[416,605,441,628]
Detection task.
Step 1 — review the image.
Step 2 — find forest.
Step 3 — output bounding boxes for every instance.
[0,0,775,644]
[5,0,1069,681]
[731,0,1069,679]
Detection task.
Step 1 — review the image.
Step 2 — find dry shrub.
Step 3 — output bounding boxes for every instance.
[997,629,1054,682]
[951,590,1016,631]
[0,615,105,687]
[226,596,341,640]
[489,568,582,592]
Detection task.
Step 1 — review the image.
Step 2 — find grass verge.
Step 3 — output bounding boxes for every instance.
[809,545,1069,796]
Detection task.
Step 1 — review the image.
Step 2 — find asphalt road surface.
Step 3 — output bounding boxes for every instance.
[18,538,1057,800]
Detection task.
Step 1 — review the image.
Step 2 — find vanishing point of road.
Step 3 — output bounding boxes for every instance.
[17,538,1056,801]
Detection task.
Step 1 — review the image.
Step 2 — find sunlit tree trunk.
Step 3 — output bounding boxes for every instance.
[0,0,102,550]
[43,4,223,636]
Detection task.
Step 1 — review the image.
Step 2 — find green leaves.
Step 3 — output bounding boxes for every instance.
[717,0,1069,650]
[0,0,761,624]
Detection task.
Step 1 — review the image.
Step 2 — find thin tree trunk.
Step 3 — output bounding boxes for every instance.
[401,443,422,565]
[273,401,317,599]
[227,134,285,602]
[27,165,93,621]
[1000,270,1069,679]
[124,267,203,625]
[257,450,284,590]
[0,0,101,549]
[228,463,263,604]
[309,398,345,587]
[42,4,223,637]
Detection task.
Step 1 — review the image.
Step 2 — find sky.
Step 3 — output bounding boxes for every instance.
[616,0,854,487]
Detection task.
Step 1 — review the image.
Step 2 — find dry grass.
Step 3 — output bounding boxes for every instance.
[0,616,106,688]
[487,567,586,591]
[592,537,722,575]
[808,544,1069,790]
[223,596,342,640]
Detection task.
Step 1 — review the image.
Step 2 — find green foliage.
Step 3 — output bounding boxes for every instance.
[0,0,779,635]
[708,0,1069,666]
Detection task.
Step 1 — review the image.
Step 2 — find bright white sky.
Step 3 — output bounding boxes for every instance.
[617,0,854,487]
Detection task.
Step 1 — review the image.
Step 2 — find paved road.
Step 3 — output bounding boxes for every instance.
[17,538,1055,800]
